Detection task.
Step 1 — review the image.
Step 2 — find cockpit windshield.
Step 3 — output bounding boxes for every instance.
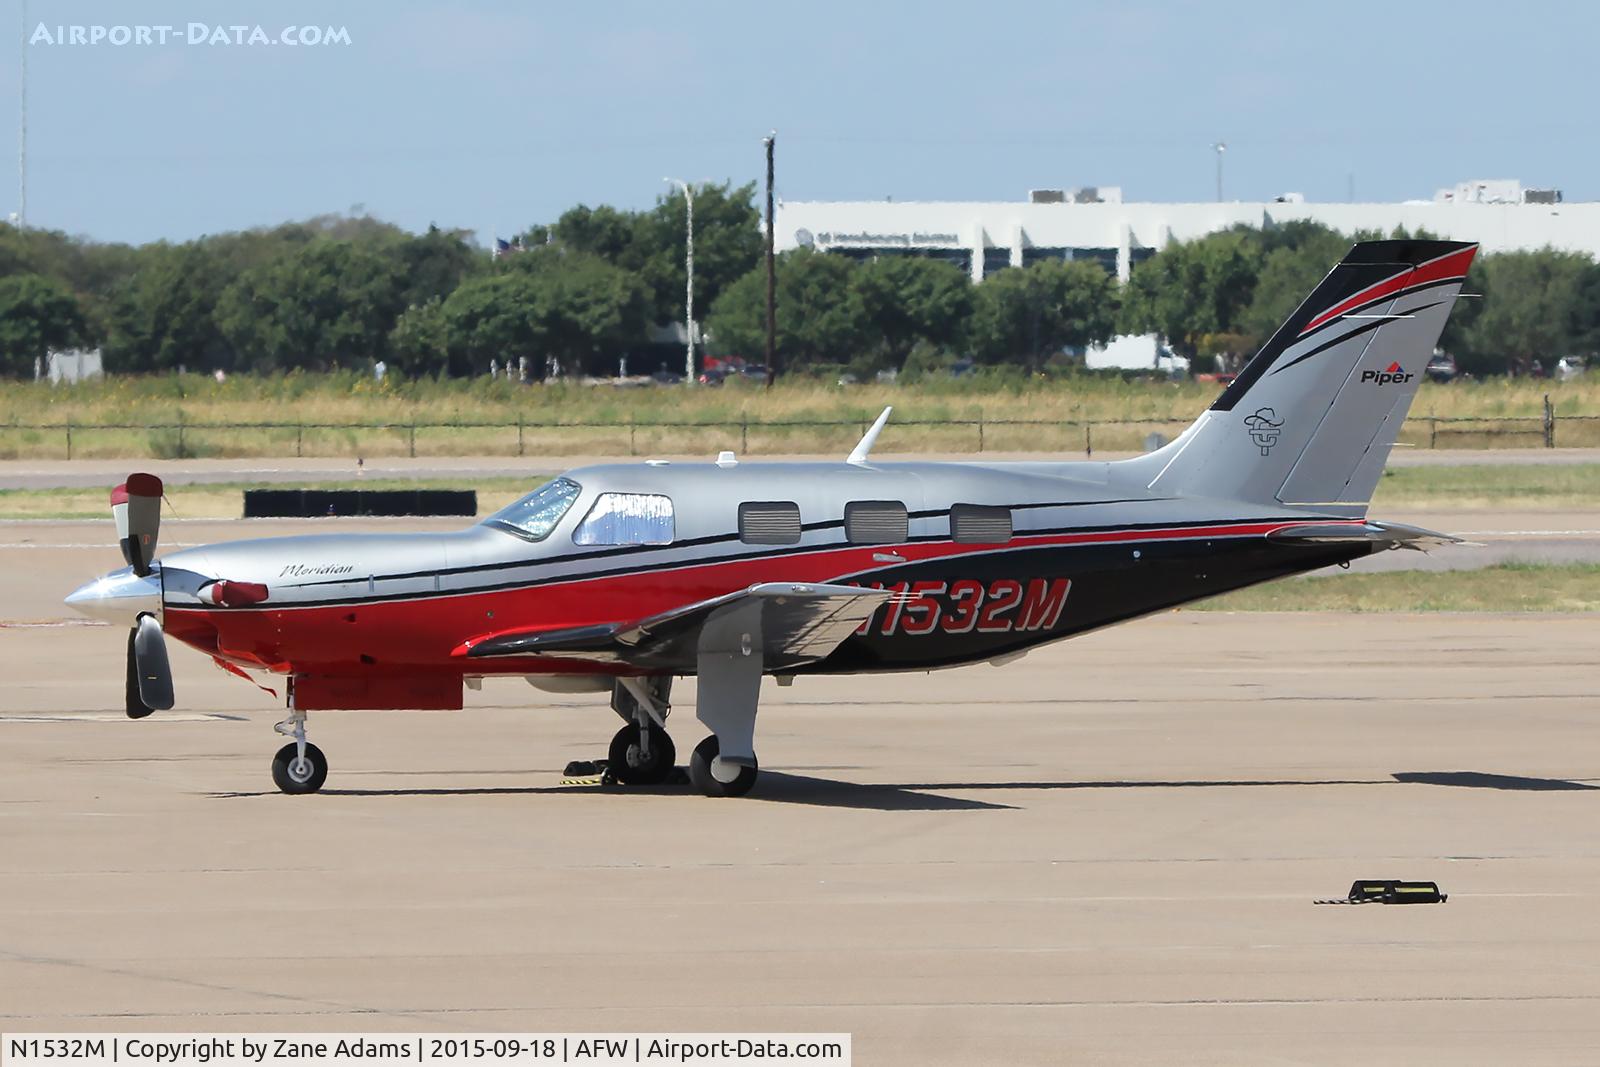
[482,477,582,541]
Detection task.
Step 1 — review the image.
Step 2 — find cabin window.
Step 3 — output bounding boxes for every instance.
[951,504,1013,544]
[739,501,802,545]
[844,500,908,544]
[573,493,675,546]
[482,477,581,541]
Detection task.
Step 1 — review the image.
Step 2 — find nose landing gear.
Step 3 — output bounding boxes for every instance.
[271,706,328,794]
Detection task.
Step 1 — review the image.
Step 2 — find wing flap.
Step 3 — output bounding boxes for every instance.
[458,582,892,671]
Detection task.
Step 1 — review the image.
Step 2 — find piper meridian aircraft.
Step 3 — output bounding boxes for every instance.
[67,239,1477,797]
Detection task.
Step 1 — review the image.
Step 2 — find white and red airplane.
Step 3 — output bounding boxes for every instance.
[67,239,1477,797]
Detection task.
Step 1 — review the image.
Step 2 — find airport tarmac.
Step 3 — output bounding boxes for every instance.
[3,519,1600,1063]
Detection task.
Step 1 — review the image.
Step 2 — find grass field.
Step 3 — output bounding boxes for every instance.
[2,464,1596,520]
[1,371,1595,458]
[1194,563,1600,613]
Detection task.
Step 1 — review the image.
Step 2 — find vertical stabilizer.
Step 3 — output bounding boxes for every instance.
[1121,240,1477,514]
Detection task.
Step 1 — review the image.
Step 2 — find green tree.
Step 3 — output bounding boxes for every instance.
[1120,230,1263,365]
[636,182,764,326]
[706,249,869,372]
[389,296,451,377]
[970,259,1119,373]
[0,273,93,377]
[103,242,228,372]
[1564,259,1600,358]
[853,256,973,371]
[1239,225,1351,342]
[1456,250,1592,375]
[441,248,650,378]
[398,225,484,309]
[214,240,407,371]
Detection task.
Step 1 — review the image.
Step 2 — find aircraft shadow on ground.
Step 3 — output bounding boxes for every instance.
[206,769,1600,807]
[1391,771,1600,791]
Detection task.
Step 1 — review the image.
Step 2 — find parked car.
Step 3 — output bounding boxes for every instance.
[1425,351,1458,383]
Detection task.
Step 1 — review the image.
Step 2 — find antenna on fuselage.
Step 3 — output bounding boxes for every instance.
[847,406,893,466]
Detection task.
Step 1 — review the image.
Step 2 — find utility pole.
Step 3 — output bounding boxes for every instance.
[1211,141,1226,203]
[18,0,27,228]
[664,178,695,384]
[763,131,776,388]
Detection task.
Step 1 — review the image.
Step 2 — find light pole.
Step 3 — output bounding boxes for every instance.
[664,178,695,384]
[1212,141,1226,203]
[18,0,27,228]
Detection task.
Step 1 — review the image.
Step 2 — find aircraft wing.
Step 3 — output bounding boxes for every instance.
[1268,519,1466,551]
[456,582,895,672]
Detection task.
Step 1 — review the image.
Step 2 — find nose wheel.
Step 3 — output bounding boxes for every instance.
[271,741,328,794]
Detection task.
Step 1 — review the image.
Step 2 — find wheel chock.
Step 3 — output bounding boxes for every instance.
[1316,880,1448,905]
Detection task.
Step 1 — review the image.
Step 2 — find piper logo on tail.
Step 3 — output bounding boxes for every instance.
[1361,361,1416,386]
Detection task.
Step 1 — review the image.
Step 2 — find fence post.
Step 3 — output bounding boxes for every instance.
[65,418,72,460]
[741,416,748,454]
[977,411,984,452]
[177,412,185,458]
[408,420,416,458]
[296,423,304,458]
[517,415,524,457]
[1429,418,1437,449]
[1084,423,1093,457]
[629,415,636,456]
[1544,394,1555,448]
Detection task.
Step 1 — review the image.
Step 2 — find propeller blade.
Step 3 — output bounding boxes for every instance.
[112,473,163,576]
[131,613,175,713]
[125,628,154,719]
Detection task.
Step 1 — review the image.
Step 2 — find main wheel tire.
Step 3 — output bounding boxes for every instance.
[271,741,328,794]
[608,722,676,785]
[688,735,758,798]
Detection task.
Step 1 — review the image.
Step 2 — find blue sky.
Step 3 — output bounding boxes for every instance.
[5,0,1595,246]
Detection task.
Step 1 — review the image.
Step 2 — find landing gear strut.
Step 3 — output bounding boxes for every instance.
[271,705,328,794]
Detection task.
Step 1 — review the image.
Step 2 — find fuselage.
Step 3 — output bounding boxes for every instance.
[129,458,1369,692]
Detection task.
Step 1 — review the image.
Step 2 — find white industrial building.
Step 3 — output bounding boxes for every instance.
[776,180,1595,283]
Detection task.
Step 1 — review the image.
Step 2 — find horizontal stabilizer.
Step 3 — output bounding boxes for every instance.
[1268,520,1465,551]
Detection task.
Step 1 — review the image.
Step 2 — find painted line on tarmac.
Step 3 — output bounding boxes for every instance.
[1455,529,1600,536]
[0,618,109,628]
[0,712,246,723]
[0,541,207,548]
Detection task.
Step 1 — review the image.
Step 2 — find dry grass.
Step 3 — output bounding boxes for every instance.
[1194,563,1600,613]
[1370,464,1600,510]
[1,372,1595,459]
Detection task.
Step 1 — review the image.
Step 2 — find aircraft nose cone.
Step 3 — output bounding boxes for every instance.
[65,568,162,626]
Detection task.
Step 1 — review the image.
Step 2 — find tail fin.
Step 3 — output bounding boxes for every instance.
[1125,239,1477,514]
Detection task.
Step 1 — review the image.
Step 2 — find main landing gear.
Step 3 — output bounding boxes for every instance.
[608,669,763,797]
[271,705,328,794]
